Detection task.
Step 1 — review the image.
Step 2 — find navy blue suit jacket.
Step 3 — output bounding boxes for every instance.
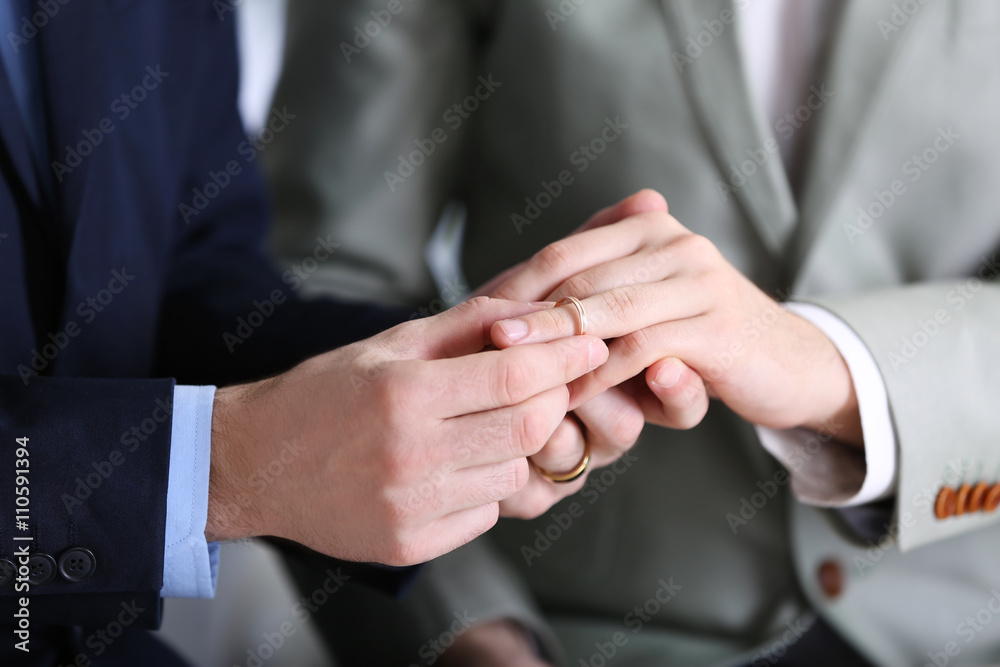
[0,0,408,661]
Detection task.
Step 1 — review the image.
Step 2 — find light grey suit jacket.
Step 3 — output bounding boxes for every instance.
[264,0,1000,664]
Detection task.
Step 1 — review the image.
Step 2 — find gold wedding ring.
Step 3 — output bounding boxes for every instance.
[532,442,591,484]
[555,296,587,336]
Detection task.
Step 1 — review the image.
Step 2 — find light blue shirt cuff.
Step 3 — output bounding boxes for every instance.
[163,385,220,598]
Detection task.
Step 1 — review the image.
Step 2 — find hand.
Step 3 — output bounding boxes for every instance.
[441,620,551,667]
[489,191,863,446]
[204,296,609,566]
[484,193,669,519]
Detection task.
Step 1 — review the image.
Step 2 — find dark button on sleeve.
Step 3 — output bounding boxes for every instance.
[58,548,97,582]
[0,559,15,587]
[27,554,57,585]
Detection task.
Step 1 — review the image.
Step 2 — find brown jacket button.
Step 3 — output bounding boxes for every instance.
[968,482,989,513]
[955,484,972,515]
[817,559,843,599]
[985,484,1000,513]
[935,487,958,519]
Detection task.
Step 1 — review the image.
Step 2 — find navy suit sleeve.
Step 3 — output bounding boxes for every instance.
[153,4,408,387]
[0,376,174,631]
[150,3,416,595]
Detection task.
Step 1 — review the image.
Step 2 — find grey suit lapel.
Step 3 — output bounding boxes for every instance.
[788,0,930,279]
[662,0,797,259]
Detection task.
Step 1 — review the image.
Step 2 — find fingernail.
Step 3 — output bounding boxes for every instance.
[588,341,608,371]
[530,301,555,309]
[498,319,528,342]
[652,359,683,389]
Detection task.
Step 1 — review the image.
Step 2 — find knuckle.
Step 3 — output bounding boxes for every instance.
[608,410,644,452]
[467,503,501,539]
[616,327,652,360]
[488,460,528,499]
[494,357,533,406]
[465,294,493,310]
[371,363,415,414]
[517,405,554,455]
[535,240,575,278]
[675,233,720,263]
[378,488,415,536]
[601,287,642,324]
[381,532,423,567]
[559,273,601,300]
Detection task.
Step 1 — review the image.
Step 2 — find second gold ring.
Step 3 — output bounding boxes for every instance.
[555,296,588,336]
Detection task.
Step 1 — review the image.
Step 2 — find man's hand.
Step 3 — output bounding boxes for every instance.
[204,297,608,566]
[489,191,863,446]
[483,192,668,519]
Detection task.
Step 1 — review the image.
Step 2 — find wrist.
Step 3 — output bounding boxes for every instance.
[799,324,864,447]
[205,383,266,542]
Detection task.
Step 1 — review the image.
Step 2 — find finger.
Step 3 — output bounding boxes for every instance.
[419,503,501,563]
[421,334,608,417]
[577,188,669,232]
[571,387,645,465]
[569,319,707,409]
[409,296,553,360]
[490,191,668,303]
[528,414,586,476]
[410,458,530,521]
[443,387,569,467]
[492,209,681,303]
[498,467,588,520]
[640,357,711,429]
[546,246,678,302]
[493,276,704,347]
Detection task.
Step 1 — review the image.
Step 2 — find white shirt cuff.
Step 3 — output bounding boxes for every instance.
[163,384,220,598]
[755,302,897,507]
